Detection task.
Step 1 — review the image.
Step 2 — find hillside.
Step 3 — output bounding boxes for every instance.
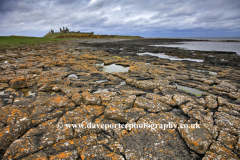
[0,34,141,49]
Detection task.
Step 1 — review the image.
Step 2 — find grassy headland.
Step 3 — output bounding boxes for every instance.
[47,33,141,39]
[0,36,63,49]
[44,33,93,38]
[0,33,141,49]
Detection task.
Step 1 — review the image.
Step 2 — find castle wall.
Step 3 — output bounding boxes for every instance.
[50,27,94,34]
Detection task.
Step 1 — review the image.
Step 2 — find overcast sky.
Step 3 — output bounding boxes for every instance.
[0,0,240,37]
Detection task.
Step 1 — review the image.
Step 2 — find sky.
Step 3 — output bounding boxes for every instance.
[0,0,240,37]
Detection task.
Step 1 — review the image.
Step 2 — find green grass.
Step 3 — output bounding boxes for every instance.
[0,33,141,49]
[44,33,94,38]
[45,33,141,39]
[0,36,68,49]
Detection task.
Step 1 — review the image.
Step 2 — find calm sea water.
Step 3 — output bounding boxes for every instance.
[166,37,240,41]
[137,52,203,62]
[153,37,240,55]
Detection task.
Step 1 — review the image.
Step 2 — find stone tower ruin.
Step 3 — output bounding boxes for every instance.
[60,27,69,33]
[49,27,94,34]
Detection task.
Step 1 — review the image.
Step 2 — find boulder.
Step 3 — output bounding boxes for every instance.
[218,105,240,117]
[228,91,240,100]
[80,145,124,160]
[146,93,176,106]
[134,97,172,112]
[94,115,128,139]
[38,83,52,91]
[226,103,240,112]
[30,104,63,126]
[120,89,145,96]
[2,118,73,159]
[0,106,31,150]
[104,104,144,123]
[118,114,196,159]
[214,111,240,135]
[218,96,227,106]
[128,65,148,74]
[217,130,237,150]
[104,95,142,123]
[49,95,72,108]
[81,105,105,118]
[173,94,191,106]
[204,141,239,159]
[9,77,28,89]
[135,80,159,90]
[61,86,80,98]
[71,92,82,105]
[21,152,48,160]
[82,91,101,105]
[41,139,77,157]
[205,95,218,109]
[179,124,213,154]
[49,150,79,160]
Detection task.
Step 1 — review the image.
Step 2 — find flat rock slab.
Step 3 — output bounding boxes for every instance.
[134,97,172,112]
[179,124,213,154]
[119,114,197,159]
[1,39,240,159]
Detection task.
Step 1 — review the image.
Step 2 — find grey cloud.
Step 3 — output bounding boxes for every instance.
[54,0,79,5]
[0,0,22,13]
[85,0,114,11]
[0,0,240,36]
[167,7,195,17]
[197,11,224,22]
[0,0,41,14]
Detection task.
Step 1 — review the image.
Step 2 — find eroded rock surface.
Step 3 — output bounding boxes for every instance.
[0,39,240,159]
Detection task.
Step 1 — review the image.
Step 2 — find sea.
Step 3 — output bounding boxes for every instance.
[166,37,240,41]
[152,37,240,55]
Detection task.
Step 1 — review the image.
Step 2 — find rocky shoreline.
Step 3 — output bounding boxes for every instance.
[0,38,240,159]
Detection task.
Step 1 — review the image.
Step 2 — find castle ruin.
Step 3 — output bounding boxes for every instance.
[60,27,69,33]
[49,27,94,34]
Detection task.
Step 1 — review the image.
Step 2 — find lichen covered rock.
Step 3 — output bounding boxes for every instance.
[1,38,240,159]
[119,114,196,159]
[214,111,240,135]
[179,124,213,154]
[82,91,101,105]
[203,141,239,159]
[104,95,146,123]
[205,95,218,109]
[134,97,172,112]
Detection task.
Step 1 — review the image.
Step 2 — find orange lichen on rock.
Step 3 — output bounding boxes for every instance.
[179,125,213,154]
[81,105,105,117]
[49,150,79,160]
[49,95,71,108]
[82,91,101,105]
[0,126,11,149]
[208,141,239,159]
[9,77,27,89]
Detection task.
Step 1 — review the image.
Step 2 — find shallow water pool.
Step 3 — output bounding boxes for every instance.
[67,74,78,78]
[175,84,207,97]
[137,52,203,62]
[103,64,129,73]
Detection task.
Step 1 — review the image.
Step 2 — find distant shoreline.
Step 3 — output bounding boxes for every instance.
[144,37,240,41]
